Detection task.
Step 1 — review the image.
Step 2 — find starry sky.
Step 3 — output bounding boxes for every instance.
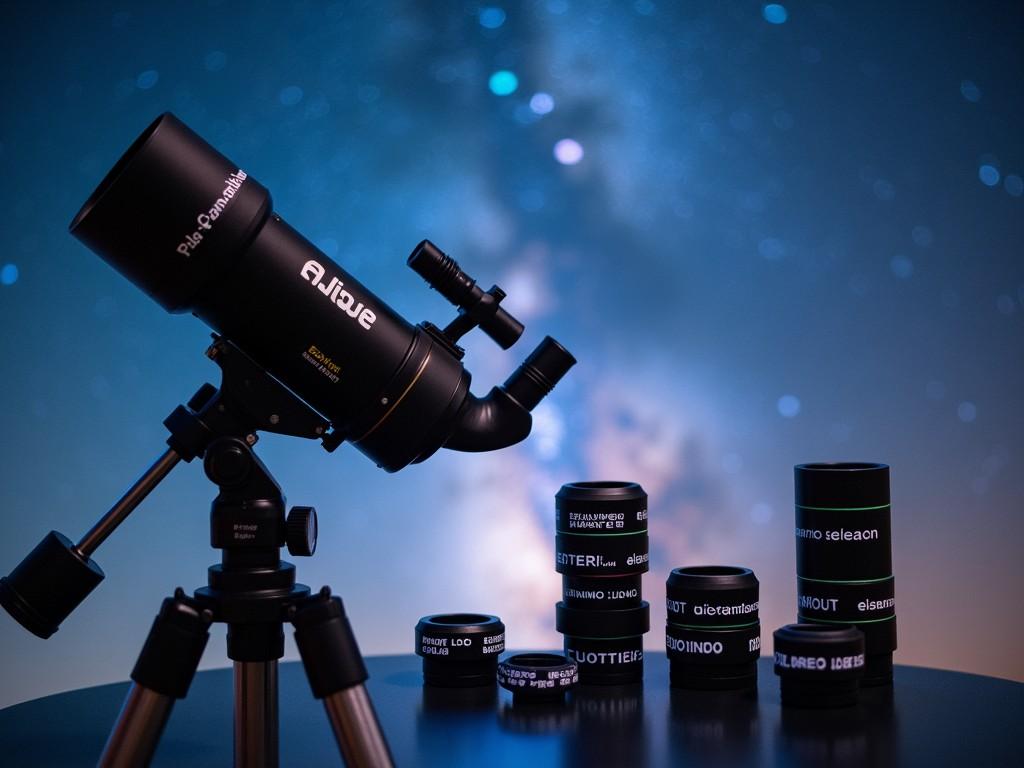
[0,1,1021,707]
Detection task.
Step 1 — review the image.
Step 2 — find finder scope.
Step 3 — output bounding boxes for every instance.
[69,112,575,472]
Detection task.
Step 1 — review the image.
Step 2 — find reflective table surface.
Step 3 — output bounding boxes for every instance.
[0,655,1020,767]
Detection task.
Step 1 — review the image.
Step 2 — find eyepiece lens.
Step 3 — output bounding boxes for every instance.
[665,564,760,690]
[497,653,578,703]
[772,623,866,707]
[415,613,506,687]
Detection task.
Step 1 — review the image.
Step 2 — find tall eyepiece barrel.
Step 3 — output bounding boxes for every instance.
[794,462,896,685]
[554,481,650,685]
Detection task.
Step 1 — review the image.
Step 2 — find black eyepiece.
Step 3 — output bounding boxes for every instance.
[497,653,579,703]
[415,613,506,687]
[665,565,760,690]
[0,531,105,638]
[794,462,896,685]
[773,623,866,708]
[504,337,577,412]
[554,481,650,685]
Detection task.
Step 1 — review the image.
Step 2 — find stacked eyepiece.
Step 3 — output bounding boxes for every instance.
[665,566,760,690]
[554,482,650,685]
[794,463,896,685]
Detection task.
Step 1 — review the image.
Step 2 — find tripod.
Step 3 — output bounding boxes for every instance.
[76,337,393,767]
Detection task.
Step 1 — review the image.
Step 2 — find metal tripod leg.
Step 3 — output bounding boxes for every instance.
[292,588,395,768]
[99,589,212,767]
[323,684,393,767]
[235,661,279,768]
[101,684,177,768]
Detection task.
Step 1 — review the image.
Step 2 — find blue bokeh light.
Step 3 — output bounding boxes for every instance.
[777,395,801,418]
[958,401,977,423]
[478,7,506,29]
[960,79,982,102]
[530,92,555,115]
[911,225,933,247]
[279,85,303,105]
[488,70,518,96]
[0,263,18,286]
[979,164,1000,186]
[204,51,227,72]
[763,4,788,24]
[758,237,785,260]
[890,255,914,279]
[873,179,896,200]
[135,69,158,89]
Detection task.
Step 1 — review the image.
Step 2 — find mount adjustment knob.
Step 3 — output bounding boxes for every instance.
[286,506,318,557]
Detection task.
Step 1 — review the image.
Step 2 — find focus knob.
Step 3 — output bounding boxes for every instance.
[286,506,317,557]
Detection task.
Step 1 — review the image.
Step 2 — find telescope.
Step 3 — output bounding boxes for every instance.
[0,113,575,767]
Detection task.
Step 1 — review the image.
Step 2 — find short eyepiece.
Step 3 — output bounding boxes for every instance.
[415,613,506,687]
[497,653,578,703]
[665,565,760,690]
[773,623,866,708]
[504,337,577,412]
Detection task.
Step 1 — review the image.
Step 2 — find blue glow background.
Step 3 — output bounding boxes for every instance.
[1,1,1021,707]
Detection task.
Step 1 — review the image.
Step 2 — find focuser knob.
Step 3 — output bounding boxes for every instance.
[286,506,318,557]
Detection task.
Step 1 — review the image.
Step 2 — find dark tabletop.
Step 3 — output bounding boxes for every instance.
[0,655,1020,767]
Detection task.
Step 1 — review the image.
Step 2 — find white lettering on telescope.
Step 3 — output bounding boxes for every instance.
[176,170,248,258]
[300,260,377,331]
[794,527,879,542]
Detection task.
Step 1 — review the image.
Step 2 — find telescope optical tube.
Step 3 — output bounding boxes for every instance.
[68,113,574,472]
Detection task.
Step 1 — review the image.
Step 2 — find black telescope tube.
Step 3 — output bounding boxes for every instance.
[794,462,896,686]
[68,113,573,472]
[69,113,458,472]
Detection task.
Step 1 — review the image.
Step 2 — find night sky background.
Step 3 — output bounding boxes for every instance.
[1,1,1021,708]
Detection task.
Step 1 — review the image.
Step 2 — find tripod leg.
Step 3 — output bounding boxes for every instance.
[291,588,395,768]
[99,589,212,768]
[234,660,279,768]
